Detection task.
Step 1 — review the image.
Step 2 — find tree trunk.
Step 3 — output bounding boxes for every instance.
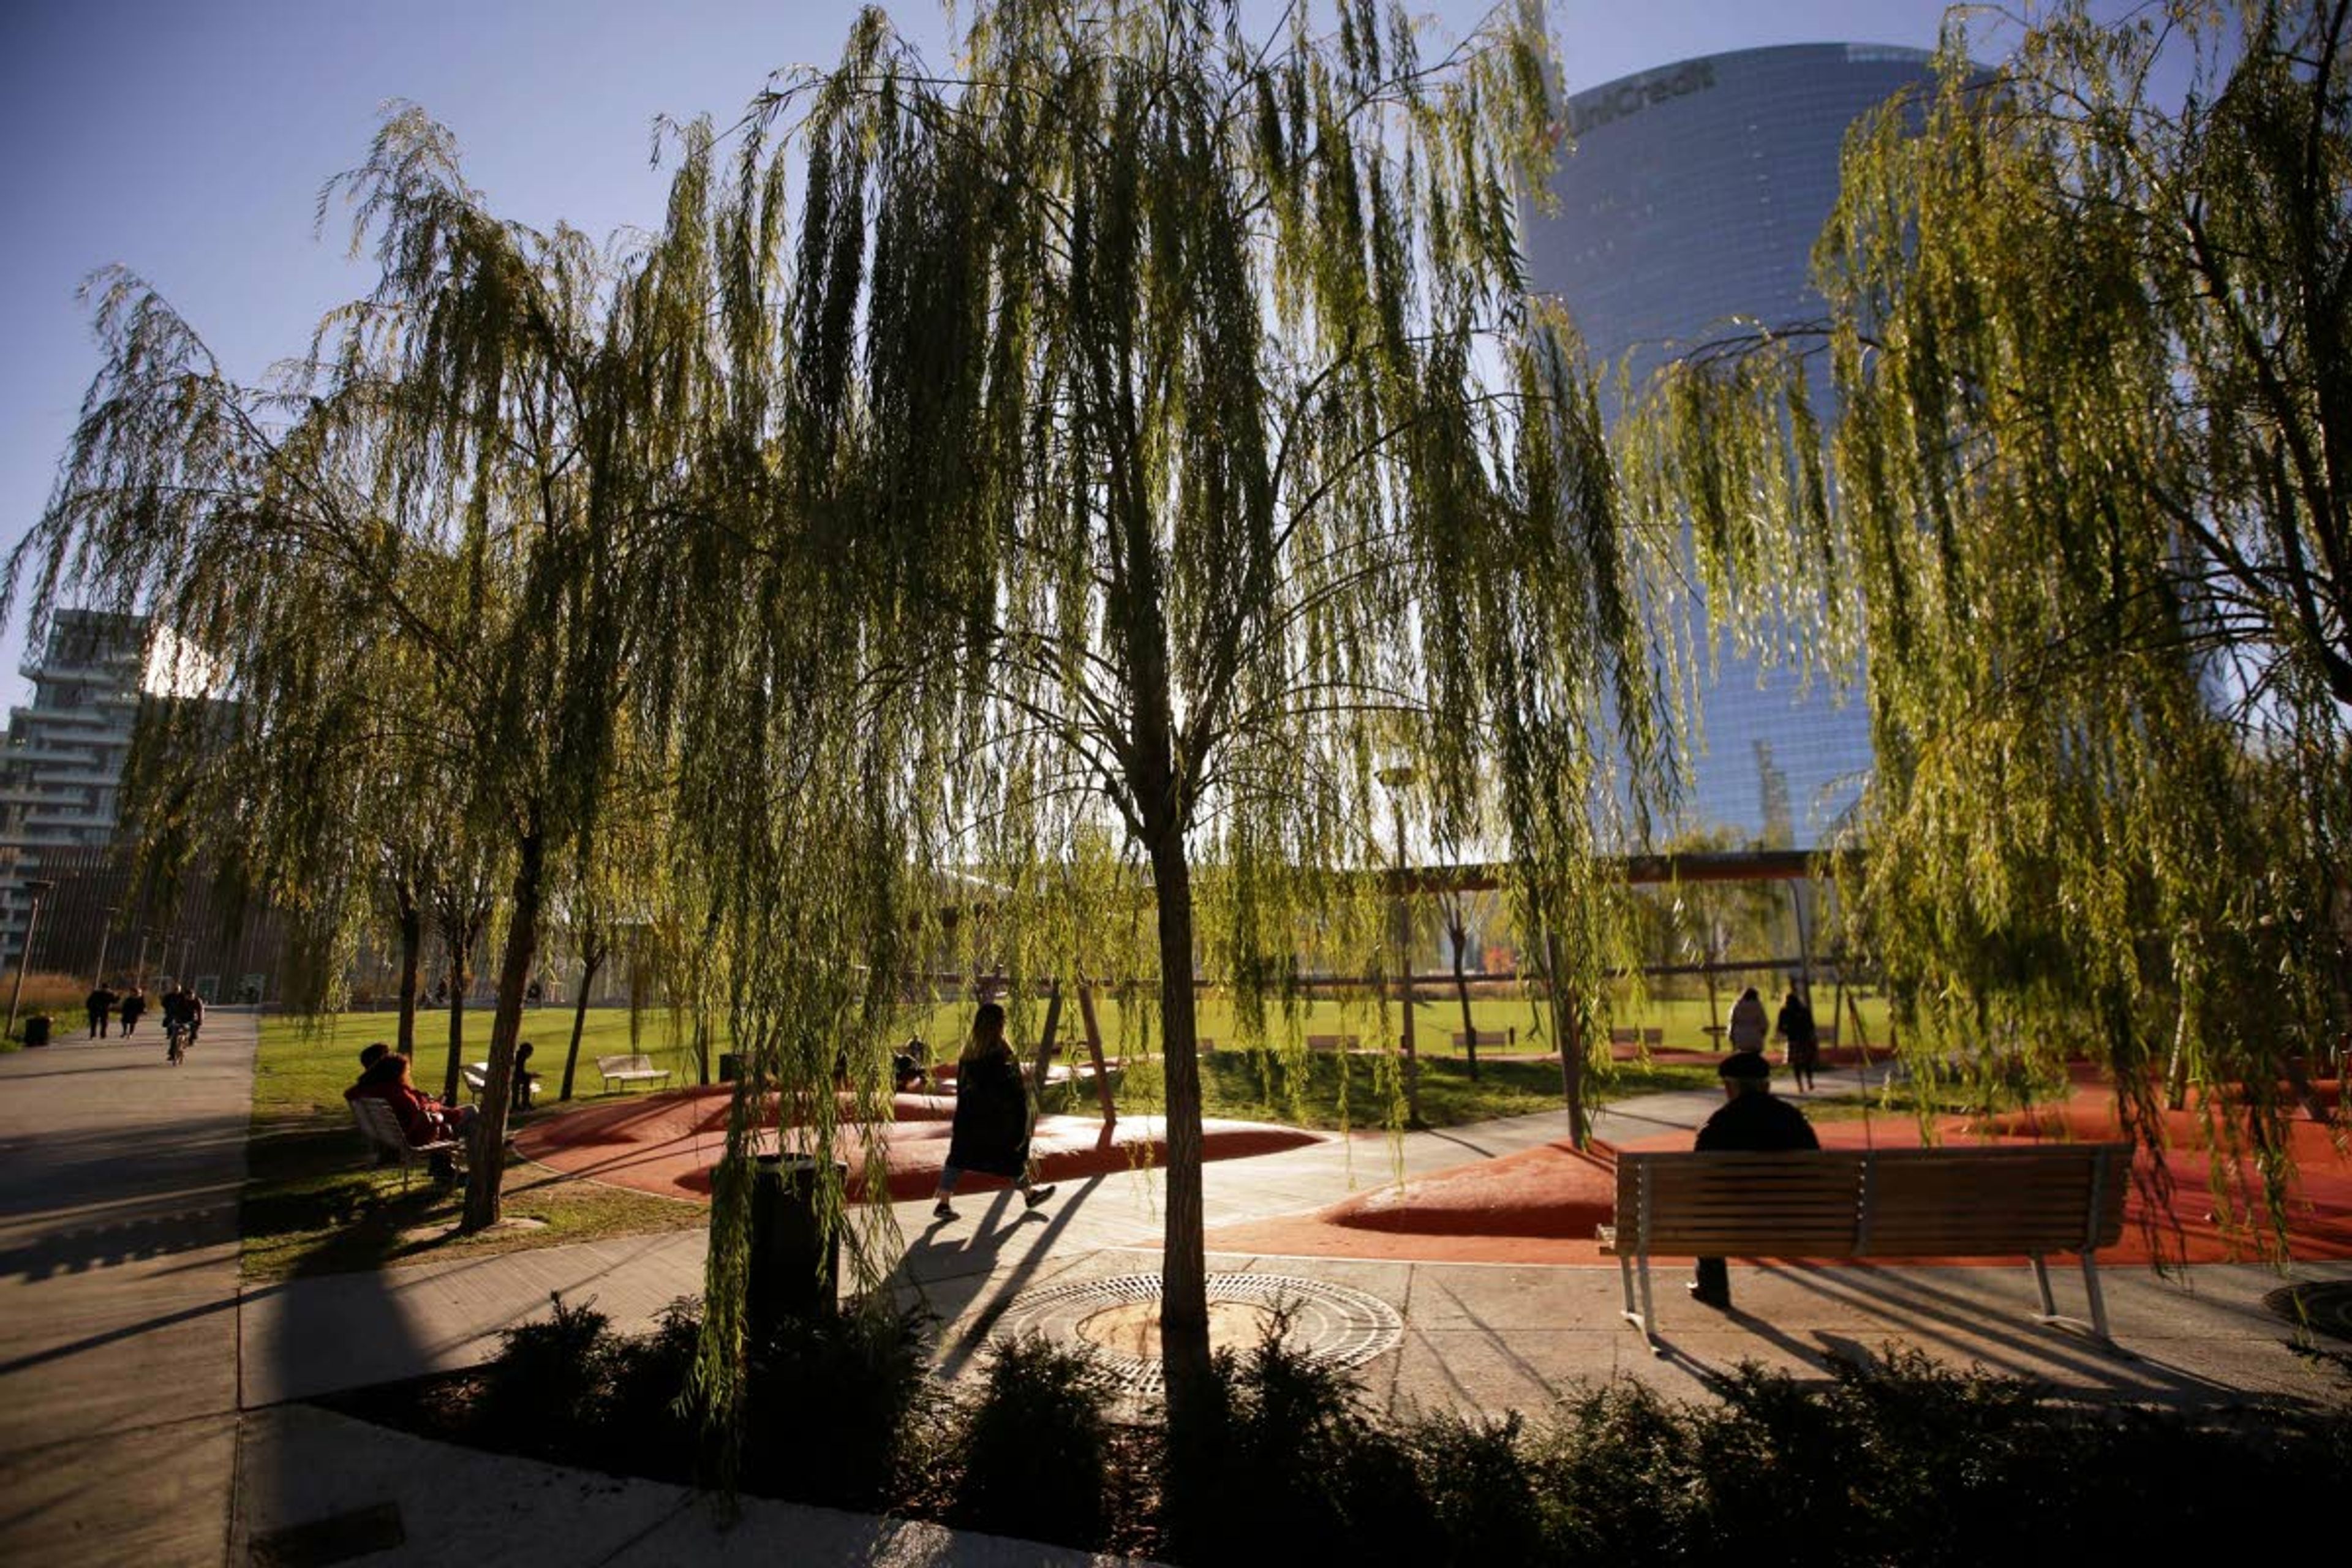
[442,955,469,1104]
[1446,900,1478,1082]
[559,942,604,1101]
[1149,834,1213,1450]
[394,884,422,1059]
[1548,931,1588,1150]
[462,827,544,1234]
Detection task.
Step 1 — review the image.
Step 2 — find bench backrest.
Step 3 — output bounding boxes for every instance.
[597,1054,658,1073]
[1453,1029,1507,1047]
[350,1096,408,1155]
[1304,1033,1359,1052]
[1615,1144,2130,1258]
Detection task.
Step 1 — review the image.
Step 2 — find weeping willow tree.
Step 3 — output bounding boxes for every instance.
[652,0,1678,1461]
[9,105,717,1232]
[1619,0,2352,1227]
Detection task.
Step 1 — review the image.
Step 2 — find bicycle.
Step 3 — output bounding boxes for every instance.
[165,1019,189,1066]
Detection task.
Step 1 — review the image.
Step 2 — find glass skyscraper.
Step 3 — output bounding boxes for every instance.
[1525,43,1939,848]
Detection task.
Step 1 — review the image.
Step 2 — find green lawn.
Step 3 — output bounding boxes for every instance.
[245,985,1890,1280]
[900,986,1896,1063]
[243,1009,709,1283]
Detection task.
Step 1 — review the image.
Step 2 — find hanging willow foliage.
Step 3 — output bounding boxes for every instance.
[662,0,1679,1451]
[14,0,1691,1484]
[1618,0,2352,1243]
[8,105,717,1234]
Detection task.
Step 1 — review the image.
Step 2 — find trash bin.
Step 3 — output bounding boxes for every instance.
[718,1052,742,1083]
[22,1015,51,1048]
[746,1153,842,1340]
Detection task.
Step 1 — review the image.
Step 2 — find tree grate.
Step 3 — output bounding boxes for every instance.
[985,1271,1404,1395]
[2262,1281,2352,1343]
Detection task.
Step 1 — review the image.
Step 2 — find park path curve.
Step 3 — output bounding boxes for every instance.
[0,1009,255,1567]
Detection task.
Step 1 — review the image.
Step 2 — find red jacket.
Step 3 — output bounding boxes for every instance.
[345,1061,447,1146]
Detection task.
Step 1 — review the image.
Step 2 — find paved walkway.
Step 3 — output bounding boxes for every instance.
[0,1011,251,1566]
[7,1018,2348,1565]
[240,1076,2352,1415]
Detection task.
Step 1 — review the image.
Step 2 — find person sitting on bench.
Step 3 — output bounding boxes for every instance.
[1689,1050,1819,1310]
[347,1045,476,1181]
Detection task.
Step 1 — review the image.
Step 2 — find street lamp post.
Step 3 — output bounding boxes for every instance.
[94,905,118,989]
[1374,765,1422,1127]
[7,879,57,1042]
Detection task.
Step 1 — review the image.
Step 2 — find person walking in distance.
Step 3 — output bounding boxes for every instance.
[1688,1051,1819,1310]
[86,982,119,1039]
[1727,985,1769,1054]
[931,1003,1057,1221]
[1776,988,1820,1093]
[118,985,147,1036]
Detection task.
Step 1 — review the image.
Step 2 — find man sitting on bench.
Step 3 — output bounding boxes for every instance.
[1690,1050,1819,1310]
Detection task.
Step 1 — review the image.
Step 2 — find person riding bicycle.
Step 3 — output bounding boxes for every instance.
[160,984,203,1055]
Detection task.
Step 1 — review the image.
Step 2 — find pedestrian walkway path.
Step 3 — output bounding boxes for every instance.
[243,1069,2352,1417]
[9,1020,2348,1566]
[0,1012,254,1566]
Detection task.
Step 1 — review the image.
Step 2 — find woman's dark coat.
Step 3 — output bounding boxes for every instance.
[945,1047,1031,1178]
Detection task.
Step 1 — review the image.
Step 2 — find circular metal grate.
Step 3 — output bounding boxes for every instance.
[986,1271,1404,1395]
[2262,1280,2352,1342]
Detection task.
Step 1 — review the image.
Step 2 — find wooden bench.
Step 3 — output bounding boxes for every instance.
[595,1053,673,1093]
[1452,1028,1514,1049]
[1305,1033,1360,1052]
[349,1096,464,1191]
[1598,1143,2132,1348]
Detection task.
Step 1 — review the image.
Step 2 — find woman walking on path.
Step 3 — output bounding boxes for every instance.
[118,987,146,1036]
[932,1002,1057,1222]
[1777,989,1820,1093]
[1728,986,1769,1054]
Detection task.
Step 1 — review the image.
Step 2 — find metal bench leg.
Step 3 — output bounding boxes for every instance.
[2029,1254,2057,1319]
[2079,1251,2111,1342]
[1618,1250,1640,1325]
[1635,1250,1661,1354]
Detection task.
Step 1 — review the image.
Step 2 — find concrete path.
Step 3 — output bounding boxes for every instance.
[233,1403,1128,1566]
[9,1020,2346,1565]
[0,1011,254,1566]
[241,1075,2352,1417]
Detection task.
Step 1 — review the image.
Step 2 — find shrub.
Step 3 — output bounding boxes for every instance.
[951,1335,1116,1548]
[741,1299,929,1509]
[1523,1379,1703,1564]
[600,1296,707,1483]
[475,1292,615,1458]
[1411,1411,1543,1567]
[1170,1313,1440,1566]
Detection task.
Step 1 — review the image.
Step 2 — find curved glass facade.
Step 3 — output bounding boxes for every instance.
[1526,43,1938,848]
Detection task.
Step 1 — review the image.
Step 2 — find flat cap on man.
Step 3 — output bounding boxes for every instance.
[1718,1050,1771,1080]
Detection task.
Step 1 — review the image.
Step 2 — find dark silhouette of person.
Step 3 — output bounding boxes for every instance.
[512,1041,539,1112]
[1777,989,1820,1093]
[118,986,147,1036]
[931,1003,1055,1221]
[86,984,118,1039]
[1689,1050,1819,1309]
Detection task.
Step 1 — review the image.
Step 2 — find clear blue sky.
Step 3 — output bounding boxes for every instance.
[0,0,1974,707]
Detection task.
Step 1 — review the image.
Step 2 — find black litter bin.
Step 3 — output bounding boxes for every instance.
[746,1153,843,1340]
[21,1015,50,1048]
[718,1052,742,1083]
